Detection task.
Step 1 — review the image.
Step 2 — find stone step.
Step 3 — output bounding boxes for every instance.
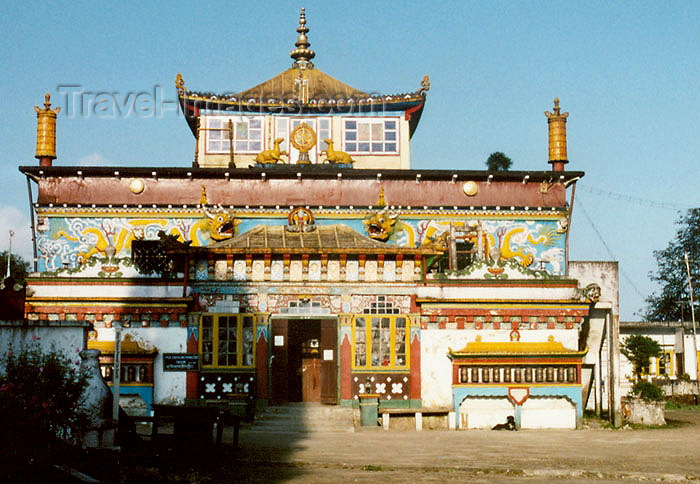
[252,422,355,432]
[253,404,356,432]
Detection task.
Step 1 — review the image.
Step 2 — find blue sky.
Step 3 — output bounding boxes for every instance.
[1,1,699,320]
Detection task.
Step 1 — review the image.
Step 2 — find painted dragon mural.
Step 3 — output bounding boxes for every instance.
[39,208,240,271]
[37,205,568,277]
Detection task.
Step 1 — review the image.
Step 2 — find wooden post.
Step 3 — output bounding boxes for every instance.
[228,119,235,167]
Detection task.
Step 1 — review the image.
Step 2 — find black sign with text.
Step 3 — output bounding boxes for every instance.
[163,353,200,372]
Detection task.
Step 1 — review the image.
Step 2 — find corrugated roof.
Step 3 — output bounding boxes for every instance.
[88,334,158,355]
[448,336,587,357]
[209,224,391,251]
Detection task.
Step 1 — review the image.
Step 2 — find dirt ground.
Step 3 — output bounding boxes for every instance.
[50,408,700,483]
[226,408,700,483]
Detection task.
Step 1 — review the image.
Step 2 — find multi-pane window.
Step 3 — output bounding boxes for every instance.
[343,118,398,153]
[653,351,674,377]
[317,118,331,152]
[354,315,408,368]
[200,314,255,367]
[206,116,262,154]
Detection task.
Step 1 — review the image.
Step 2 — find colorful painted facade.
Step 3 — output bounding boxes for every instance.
[20,10,619,429]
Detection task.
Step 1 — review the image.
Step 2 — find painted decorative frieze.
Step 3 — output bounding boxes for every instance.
[36,211,568,278]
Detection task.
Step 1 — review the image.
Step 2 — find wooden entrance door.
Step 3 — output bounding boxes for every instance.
[300,336,321,402]
[270,318,337,404]
[320,319,338,404]
[270,319,289,405]
[301,357,321,401]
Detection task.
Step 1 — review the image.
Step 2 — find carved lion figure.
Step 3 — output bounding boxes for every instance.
[578,283,602,303]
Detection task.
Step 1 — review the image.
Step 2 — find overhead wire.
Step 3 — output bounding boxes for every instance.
[577,183,692,211]
[575,194,648,302]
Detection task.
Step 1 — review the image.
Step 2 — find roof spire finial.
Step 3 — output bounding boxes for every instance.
[290,7,315,69]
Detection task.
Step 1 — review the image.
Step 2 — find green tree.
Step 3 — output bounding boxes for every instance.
[0,345,89,479]
[620,334,661,381]
[0,250,30,286]
[485,152,512,172]
[644,208,700,321]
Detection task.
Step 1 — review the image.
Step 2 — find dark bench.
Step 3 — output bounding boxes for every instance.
[150,404,242,452]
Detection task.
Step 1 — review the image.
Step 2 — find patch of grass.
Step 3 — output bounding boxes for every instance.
[583,410,618,429]
[624,420,679,430]
[363,464,383,472]
[665,401,700,410]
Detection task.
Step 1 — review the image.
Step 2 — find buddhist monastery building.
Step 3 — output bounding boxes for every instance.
[19,9,620,429]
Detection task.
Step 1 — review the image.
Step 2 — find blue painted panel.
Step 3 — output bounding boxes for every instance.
[115,385,154,414]
[37,214,566,275]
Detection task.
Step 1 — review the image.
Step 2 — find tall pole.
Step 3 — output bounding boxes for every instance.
[6,230,14,279]
[112,324,122,425]
[26,175,38,272]
[684,252,698,379]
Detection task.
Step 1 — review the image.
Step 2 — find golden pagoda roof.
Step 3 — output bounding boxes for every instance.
[233,67,368,103]
[176,9,429,136]
[448,335,587,358]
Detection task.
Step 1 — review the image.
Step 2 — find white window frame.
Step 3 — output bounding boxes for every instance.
[205,116,263,154]
[274,117,331,163]
[342,117,399,154]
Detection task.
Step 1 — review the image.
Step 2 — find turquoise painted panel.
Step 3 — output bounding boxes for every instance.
[115,385,154,414]
[256,324,269,341]
[37,214,566,275]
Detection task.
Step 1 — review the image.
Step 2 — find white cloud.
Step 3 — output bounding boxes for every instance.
[0,205,34,261]
[77,152,109,166]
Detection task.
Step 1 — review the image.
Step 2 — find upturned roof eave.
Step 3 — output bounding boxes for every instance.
[178,92,426,113]
[173,246,440,256]
[19,165,585,184]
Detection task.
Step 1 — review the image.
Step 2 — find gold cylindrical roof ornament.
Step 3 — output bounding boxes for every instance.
[35,93,60,166]
[545,98,569,172]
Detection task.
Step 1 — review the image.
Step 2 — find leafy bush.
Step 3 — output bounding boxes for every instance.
[631,380,665,402]
[0,345,90,477]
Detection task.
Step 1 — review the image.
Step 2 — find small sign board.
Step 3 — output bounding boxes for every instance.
[163,353,200,372]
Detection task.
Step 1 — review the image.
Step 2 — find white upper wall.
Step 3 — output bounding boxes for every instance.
[196,114,411,169]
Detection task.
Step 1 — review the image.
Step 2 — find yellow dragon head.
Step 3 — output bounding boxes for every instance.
[363,210,398,241]
[203,209,240,241]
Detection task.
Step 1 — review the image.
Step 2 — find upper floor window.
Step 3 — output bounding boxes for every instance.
[206,116,263,154]
[200,314,255,368]
[343,118,398,154]
[274,117,330,158]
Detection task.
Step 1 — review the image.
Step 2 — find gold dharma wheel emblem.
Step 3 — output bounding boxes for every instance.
[290,122,316,164]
